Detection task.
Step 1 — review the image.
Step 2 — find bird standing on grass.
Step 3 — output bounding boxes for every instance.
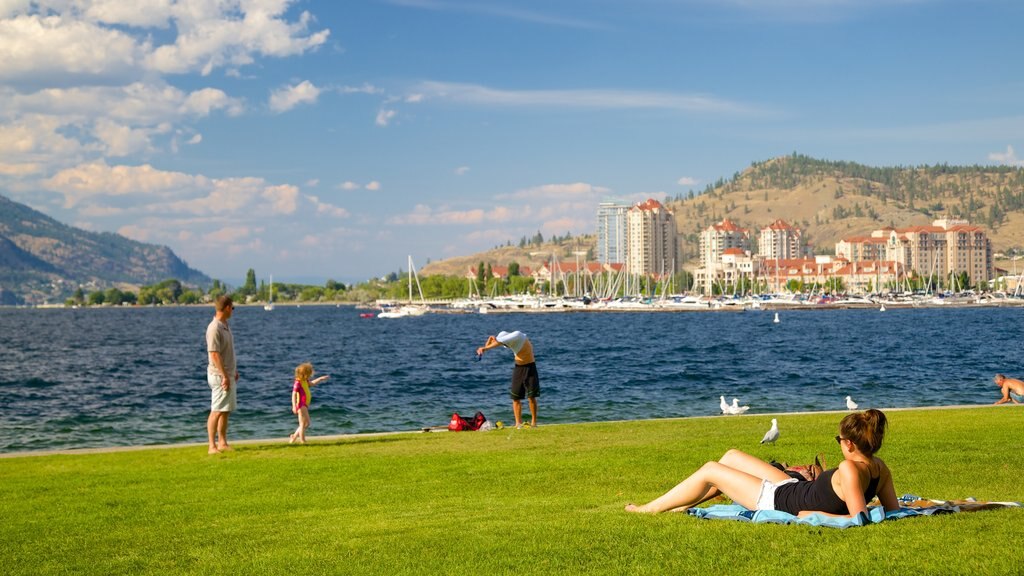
[720,396,730,414]
[846,395,859,410]
[760,418,779,444]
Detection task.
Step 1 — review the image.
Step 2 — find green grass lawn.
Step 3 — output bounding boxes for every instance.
[2,407,1023,575]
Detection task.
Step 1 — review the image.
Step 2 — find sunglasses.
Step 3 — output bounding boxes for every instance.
[835,435,844,445]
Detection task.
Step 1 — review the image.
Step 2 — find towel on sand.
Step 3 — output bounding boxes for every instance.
[684,494,1021,529]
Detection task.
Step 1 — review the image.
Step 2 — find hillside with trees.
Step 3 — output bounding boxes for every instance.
[421,155,1024,276]
[669,154,1024,263]
[0,193,210,305]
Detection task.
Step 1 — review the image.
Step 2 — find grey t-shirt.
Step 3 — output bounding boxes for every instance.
[206,318,236,377]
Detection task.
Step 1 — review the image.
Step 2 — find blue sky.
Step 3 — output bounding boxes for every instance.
[1,0,1022,284]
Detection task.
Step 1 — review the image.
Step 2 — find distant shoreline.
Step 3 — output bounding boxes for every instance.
[2,403,1014,459]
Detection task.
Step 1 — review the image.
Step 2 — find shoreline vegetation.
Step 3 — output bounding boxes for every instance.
[2,405,1021,574]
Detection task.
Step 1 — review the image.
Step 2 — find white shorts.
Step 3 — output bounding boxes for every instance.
[755,477,799,511]
[208,372,237,412]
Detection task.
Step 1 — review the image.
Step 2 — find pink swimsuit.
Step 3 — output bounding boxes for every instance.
[292,379,308,409]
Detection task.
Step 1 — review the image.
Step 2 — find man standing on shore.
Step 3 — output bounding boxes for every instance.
[206,295,239,454]
[477,330,539,429]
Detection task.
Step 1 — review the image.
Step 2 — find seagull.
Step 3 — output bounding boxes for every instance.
[730,398,750,414]
[773,312,780,324]
[720,396,730,414]
[845,395,859,410]
[760,418,779,444]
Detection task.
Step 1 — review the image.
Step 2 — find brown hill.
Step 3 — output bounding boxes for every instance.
[420,236,596,278]
[421,155,1024,276]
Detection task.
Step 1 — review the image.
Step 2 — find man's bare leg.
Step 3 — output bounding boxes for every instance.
[207,411,221,454]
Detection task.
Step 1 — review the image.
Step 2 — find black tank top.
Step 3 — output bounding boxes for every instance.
[773,468,880,515]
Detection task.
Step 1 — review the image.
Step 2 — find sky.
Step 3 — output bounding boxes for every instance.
[1,0,1022,284]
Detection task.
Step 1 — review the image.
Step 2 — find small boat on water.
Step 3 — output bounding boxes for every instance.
[378,256,432,319]
[264,274,275,311]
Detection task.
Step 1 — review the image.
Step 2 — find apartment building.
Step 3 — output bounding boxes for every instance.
[696,219,752,293]
[758,219,804,260]
[596,202,630,265]
[838,218,992,287]
[626,199,678,276]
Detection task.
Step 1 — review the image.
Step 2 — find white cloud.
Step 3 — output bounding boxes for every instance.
[386,0,605,30]
[989,145,1024,167]
[677,176,698,186]
[43,161,204,207]
[500,182,611,200]
[365,181,381,191]
[203,226,252,244]
[341,83,383,95]
[413,81,768,116]
[144,4,330,76]
[304,194,349,218]
[187,133,202,145]
[0,162,41,176]
[405,93,424,103]
[375,109,396,126]
[262,185,299,215]
[454,166,470,176]
[93,118,153,156]
[305,178,320,187]
[338,181,359,190]
[0,14,141,80]
[389,204,518,226]
[269,80,321,113]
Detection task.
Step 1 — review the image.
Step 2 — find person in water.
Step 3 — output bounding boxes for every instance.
[992,374,1024,405]
[625,409,899,519]
[290,362,329,444]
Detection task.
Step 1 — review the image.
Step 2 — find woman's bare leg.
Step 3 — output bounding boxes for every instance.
[662,449,790,511]
[719,449,792,483]
[626,461,764,513]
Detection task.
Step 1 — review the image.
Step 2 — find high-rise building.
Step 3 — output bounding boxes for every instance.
[596,202,630,264]
[758,219,804,260]
[696,219,752,294]
[626,199,677,276]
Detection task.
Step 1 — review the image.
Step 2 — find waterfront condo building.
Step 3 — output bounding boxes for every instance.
[837,218,992,288]
[696,219,752,293]
[596,202,630,264]
[758,219,805,260]
[626,199,677,276]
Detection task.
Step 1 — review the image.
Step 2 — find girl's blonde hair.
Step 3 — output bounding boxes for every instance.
[295,363,313,382]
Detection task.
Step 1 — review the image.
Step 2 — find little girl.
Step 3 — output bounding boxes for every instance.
[290,362,329,444]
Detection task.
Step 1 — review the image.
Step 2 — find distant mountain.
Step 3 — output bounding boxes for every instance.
[0,193,210,304]
[420,155,1024,276]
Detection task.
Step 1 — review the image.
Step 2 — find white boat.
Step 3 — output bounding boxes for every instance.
[264,275,275,311]
[378,256,431,319]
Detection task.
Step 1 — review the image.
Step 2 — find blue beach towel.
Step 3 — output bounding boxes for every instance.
[685,494,1022,529]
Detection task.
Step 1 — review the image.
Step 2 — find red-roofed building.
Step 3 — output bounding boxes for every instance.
[626,198,677,276]
[697,219,753,293]
[758,219,805,260]
[837,217,992,287]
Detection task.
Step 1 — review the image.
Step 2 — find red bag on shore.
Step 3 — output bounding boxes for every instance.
[448,411,487,431]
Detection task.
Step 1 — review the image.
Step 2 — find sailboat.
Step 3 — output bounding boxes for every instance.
[264,275,275,311]
[378,256,430,318]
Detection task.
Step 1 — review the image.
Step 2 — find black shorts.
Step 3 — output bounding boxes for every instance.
[510,363,540,400]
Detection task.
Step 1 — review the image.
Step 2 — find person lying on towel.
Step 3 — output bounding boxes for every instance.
[625,409,900,519]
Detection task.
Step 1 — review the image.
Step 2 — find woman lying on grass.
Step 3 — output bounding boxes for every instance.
[626,409,900,519]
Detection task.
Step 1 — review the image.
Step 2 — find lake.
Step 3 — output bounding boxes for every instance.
[1,304,1019,453]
